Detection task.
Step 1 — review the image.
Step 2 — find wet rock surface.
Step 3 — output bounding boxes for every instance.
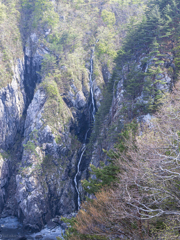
[0,217,63,240]
[0,43,175,233]
[0,45,92,230]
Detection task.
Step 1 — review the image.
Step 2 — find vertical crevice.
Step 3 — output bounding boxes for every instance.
[23,53,41,111]
[74,49,96,210]
[0,51,41,218]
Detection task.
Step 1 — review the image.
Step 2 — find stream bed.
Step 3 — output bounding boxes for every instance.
[0,217,63,240]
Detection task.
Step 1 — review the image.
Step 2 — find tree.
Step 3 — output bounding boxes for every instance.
[82,159,119,195]
[101,9,116,26]
[62,82,180,240]
[83,121,137,195]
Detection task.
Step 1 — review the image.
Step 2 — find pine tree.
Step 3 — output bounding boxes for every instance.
[83,121,137,194]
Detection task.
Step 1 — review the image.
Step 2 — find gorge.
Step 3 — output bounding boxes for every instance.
[0,0,180,239]
[74,49,96,210]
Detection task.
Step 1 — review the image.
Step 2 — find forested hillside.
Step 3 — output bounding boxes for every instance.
[0,0,180,239]
[60,0,180,239]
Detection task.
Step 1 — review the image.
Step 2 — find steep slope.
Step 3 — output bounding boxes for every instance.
[88,0,179,169]
[0,0,147,231]
[61,0,180,239]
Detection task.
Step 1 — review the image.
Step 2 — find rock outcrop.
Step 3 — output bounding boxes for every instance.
[0,59,25,149]
[0,34,104,230]
[0,36,175,232]
[0,0,176,231]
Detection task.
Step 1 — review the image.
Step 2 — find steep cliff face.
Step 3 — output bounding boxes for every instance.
[0,0,152,232]
[0,35,175,236]
[0,36,104,231]
[0,58,25,214]
[89,52,175,169]
[0,59,25,149]
[0,42,173,234]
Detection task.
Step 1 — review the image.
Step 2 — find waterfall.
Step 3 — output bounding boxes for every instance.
[74,144,86,209]
[74,49,96,210]
[89,49,96,122]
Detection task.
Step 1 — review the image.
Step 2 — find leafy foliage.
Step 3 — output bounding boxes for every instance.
[61,121,138,239]
[83,121,137,194]
[101,9,116,26]
[19,0,146,97]
[61,83,180,240]
[59,1,180,239]
[82,159,119,195]
[115,0,180,112]
[0,0,23,88]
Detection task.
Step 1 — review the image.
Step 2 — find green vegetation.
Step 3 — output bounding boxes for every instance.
[82,159,119,195]
[0,0,23,88]
[19,0,146,102]
[101,9,116,26]
[61,122,137,239]
[40,79,71,137]
[84,121,137,195]
[115,0,180,113]
[42,80,61,100]
[59,0,180,239]
[23,129,39,156]
[20,0,59,42]
[18,0,145,145]
[61,84,180,239]
[0,150,10,159]
[86,0,180,149]
[2,0,180,238]
[0,0,147,148]
[24,141,36,152]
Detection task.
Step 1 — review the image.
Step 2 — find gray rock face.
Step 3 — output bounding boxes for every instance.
[14,86,76,230]
[24,88,47,138]
[0,41,175,234]
[76,91,86,109]
[0,59,25,216]
[0,15,106,231]
[90,53,175,172]
[0,153,9,212]
[0,59,25,149]
[11,51,102,229]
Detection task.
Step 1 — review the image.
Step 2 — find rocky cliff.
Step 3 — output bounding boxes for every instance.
[0,0,176,233]
[0,41,174,232]
[0,42,96,230]
[0,26,106,230]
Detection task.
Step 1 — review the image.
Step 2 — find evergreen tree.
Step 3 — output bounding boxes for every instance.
[83,121,137,194]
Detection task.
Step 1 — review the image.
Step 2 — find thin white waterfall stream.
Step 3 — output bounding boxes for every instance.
[74,50,96,210]
[74,144,86,209]
[89,49,96,122]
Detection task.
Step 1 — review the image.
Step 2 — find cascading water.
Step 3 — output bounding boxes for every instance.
[89,49,96,122]
[74,144,86,209]
[74,49,96,210]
